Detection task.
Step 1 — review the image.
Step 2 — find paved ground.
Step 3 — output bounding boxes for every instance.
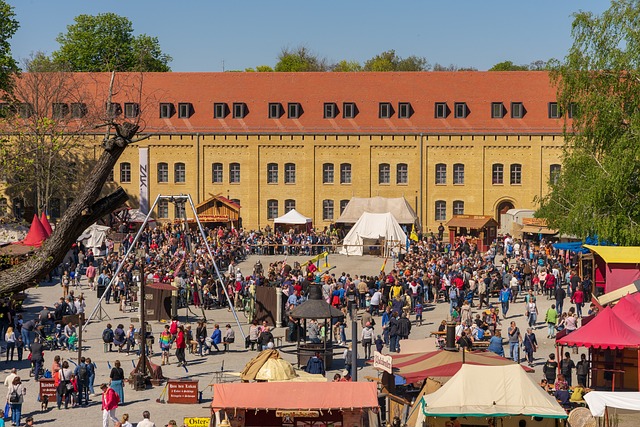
[3,253,589,426]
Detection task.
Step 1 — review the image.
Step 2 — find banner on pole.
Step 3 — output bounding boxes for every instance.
[139,147,149,214]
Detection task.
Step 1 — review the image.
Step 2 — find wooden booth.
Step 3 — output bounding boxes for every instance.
[145,282,176,321]
[445,215,498,252]
[196,195,241,227]
[211,382,379,427]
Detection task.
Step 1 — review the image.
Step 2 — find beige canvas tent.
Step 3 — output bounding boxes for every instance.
[337,197,417,225]
[414,364,567,427]
[339,212,407,256]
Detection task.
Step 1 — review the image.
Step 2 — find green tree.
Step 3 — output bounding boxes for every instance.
[52,13,171,72]
[363,50,429,71]
[488,60,529,71]
[0,0,19,94]
[536,0,640,244]
[433,63,478,71]
[245,65,274,72]
[274,46,327,72]
[332,60,362,72]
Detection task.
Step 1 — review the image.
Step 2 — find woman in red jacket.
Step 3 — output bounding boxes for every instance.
[101,383,119,427]
[175,325,187,367]
[572,285,585,318]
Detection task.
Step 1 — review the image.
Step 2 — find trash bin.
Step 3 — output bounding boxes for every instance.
[97,284,106,298]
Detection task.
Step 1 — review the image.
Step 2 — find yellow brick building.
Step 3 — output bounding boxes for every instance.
[1,72,566,232]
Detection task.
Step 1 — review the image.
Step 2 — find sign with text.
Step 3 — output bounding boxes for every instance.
[183,417,210,427]
[373,351,393,374]
[39,378,57,399]
[276,410,320,418]
[168,379,199,404]
[139,147,149,214]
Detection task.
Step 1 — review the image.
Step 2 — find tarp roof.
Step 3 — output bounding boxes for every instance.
[446,215,498,229]
[584,391,640,417]
[557,306,640,349]
[239,349,326,382]
[40,212,53,237]
[417,364,567,419]
[391,350,533,384]
[612,295,640,329]
[336,196,417,224]
[273,209,312,225]
[13,214,47,247]
[584,245,640,264]
[339,212,407,256]
[520,225,558,235]
[211,382,378,410]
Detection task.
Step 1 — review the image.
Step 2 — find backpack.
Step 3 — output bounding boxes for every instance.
[97,275,104,286]
[78,364,88,381]
[448,286,458,300]
[169,321,178,335]
[9,388,19,403]
[102,328,114,343]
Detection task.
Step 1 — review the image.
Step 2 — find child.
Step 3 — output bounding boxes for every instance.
[0,409,5,427]
[415,301,423,326]
[68,332,78,351]
[374,335,384,353]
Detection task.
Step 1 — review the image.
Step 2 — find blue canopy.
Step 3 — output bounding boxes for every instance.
[552,241,589,253]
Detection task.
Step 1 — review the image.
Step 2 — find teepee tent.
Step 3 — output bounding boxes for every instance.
[339,212,407,256]
[13,214,48,247]
[40,212,53,237]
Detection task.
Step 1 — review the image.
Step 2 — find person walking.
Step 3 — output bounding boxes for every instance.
[560,352,576,387]
[86,357,97,396]
[544,304,558,339]
[5,326,16,362]
[507,321,522,363]
[499,285,511,318]
[526,297,538,328]
[361,322,374,360]
[523,328,538,367]
[175,326,187,367]
[75,357,90,406]
[109,360,125,405]
[543,353,558,384]
[572,285,585,318]
[196,321,208,356]
[576,353,590,388]
[57,361,74,410]
[101,383,120,427]
[6,376,25,426]
[159,325,173,365]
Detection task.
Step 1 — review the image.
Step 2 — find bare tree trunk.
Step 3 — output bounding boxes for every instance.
[0,132,132,295]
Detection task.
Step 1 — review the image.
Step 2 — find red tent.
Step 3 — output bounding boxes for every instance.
[390,350,533,383]
[557,306,640,349]
[13,214,47,247]
[40,212,53,237]
[612,296,640,329]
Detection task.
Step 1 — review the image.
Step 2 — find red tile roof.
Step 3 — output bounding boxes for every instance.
[17,71,565,135]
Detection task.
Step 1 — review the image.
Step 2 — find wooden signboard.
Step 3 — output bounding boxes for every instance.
[39,379,57,400]
[167,379,199,404]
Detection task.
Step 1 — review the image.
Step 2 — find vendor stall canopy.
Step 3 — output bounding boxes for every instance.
[556,305,640,349]
[336,196,417,224]
[583,391,640,417]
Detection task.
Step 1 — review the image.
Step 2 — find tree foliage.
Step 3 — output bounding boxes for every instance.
[536,0,640,244]
[332,60,362,72]
[0,0,19,93]
[488,60,530,71]
[433,63,478,71]
[363,50,429,71]
[274,46,327,72]
[52,13,171,72]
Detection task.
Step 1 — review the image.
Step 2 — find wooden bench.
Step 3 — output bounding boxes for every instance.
[272,335,284,347]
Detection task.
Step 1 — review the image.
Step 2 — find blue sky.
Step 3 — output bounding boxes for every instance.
[8,0,611,71]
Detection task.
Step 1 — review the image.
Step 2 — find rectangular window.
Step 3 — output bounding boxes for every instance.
[323,200,334,221]
[435,164,447,185]
[214,103,228,119]
[232,102,246,118]
[454,102,468,118]
[340,199,349,215]
[70,103,86,119]
[157,163,169,183]
[343,102,356,119]
[229,163,240,183]
[492,164,504,185]
[105,102,121,118]
[120,163,131,183]
[211,163,223,183]
[567,103,578,119]
[284,163,296,184]
[267,200,278,220]
[287,103,301,119]
[323,163,334,184]
[379,164,390,184]
[453,164,465,185]
[491,102,505,118]
[398,102,412,119]
[340,163,352,184]
[124,102,139,118]
[550,164,561,185]
[268,103,283,119]
[52,103,69,119]
[453,201,464,215]
[324,103,337,119]
[510,164,522,185]
[435,102,448,118]
[160,103,173,118]
[175,202,186,219]
[175,163,186,183]
[157,200,169,219]
[379,102,392,119]
[285,199,296,213]
[435,201,446,221]
[18,103,33,118]
[548,102,561,119]
[396,163,408,184]
[178,103,192,118]
[511,102,524,118]
[267,163,278,184]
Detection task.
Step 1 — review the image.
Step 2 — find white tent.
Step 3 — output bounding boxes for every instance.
[273,209,312,225]
[336,196,417,224]
[414,364,567,426]
[584,391,640,417]
[339,212,407,256]
[78,223,111,254]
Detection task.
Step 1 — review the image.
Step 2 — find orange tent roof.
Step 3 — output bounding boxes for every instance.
[211,382,378,410]
[40,212,53,237]
[14,214,47,247]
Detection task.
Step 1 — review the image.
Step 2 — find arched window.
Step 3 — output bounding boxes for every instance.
[492,164,504,185]
[157,162,169,183]
[396,163,408,184]
[510,164,522,185]
[453,200,464,215]
[435,163,446,185]
[340,199,350,215]
[267,163,278,184]
[323,163,334,184]
[285,199,296,213]
[435,200,446,221]
[323,200,334,221]
[379,163,390,184]
[453,163,465,185]
[120,162,131,183]
[229,163,240,183]
[340,163,351,184]
[212,163,223,183]
[267,199,278,219]
[284,163,296,184]
[174,162,186,183]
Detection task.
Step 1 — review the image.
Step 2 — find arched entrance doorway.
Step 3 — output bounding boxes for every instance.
[496,200,514,227]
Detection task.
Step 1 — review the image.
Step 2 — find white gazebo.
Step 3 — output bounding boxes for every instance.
[273,209,312,232]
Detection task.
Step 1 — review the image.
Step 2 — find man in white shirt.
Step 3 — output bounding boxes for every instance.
[3,368,16,387]
[137,410,156,427]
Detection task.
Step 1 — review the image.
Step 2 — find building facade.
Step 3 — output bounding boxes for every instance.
[1,72,567,232]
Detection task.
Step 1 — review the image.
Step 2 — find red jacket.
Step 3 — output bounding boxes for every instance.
[102,387,119,410]
[176,330,186,349]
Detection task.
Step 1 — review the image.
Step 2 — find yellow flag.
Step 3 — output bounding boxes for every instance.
[410,224,419,242]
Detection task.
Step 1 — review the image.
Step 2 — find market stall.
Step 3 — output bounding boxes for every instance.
[273,209,312,233]
[584,245,640,294]
[445,215,497,252]
[211,381,379,427]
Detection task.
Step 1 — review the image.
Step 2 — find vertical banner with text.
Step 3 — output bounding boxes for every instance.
[139,147,149,214]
